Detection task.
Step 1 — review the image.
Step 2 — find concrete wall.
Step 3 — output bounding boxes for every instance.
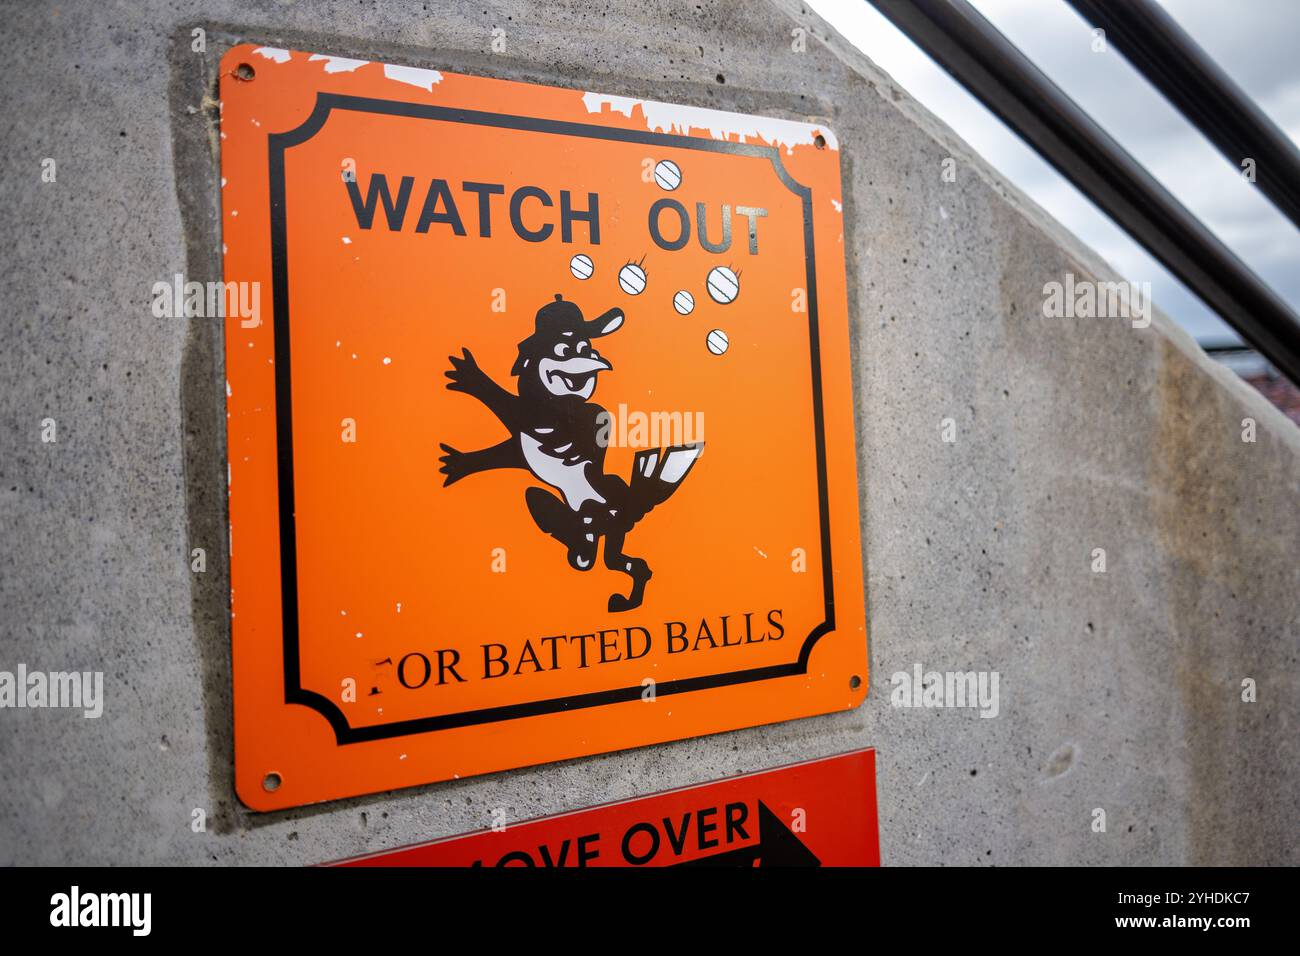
[1,0,1296,865]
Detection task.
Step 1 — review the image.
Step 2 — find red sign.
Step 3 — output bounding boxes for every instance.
[330,749,878,867]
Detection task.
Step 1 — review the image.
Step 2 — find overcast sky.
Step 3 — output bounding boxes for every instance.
[808,0,1300,344]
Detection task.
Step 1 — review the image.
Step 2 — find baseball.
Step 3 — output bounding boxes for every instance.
[706,329,729,355]
[653,159,682,191]
[618,262,647,295]
[706,265,739,304]
[673,290,695,315]
[569,254,594,280]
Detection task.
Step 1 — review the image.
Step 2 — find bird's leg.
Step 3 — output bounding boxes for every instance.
[603,528,651,612]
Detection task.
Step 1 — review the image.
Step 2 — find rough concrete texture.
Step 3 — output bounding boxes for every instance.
[0,0,1296,865]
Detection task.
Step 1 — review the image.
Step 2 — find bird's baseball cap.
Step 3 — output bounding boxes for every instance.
[511,295,624,375]
[531,294,624,341]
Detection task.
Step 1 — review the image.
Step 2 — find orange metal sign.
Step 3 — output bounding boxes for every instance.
[219,45,866,810]
[331,749,879,867]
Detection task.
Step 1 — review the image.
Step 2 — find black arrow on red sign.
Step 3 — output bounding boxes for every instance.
[671,801,820,867]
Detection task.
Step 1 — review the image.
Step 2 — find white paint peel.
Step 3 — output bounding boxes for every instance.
[581,92,838,154]
[253,47,291,64]
[831,199,843,212]
[309,54,368,74]
[384,64,444,92]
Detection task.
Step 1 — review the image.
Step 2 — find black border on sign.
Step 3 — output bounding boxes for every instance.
[267,92,835,744]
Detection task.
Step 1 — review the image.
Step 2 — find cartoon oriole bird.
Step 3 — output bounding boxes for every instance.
[439,294,703,612]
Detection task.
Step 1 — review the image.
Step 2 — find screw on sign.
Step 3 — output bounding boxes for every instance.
[219,45,863,810]
[329,750,879,867]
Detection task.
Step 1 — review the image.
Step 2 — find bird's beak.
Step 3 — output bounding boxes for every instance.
[556,355,611,374]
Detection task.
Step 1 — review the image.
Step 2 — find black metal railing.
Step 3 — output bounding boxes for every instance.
[1066,0,1300,232]
[867,0,1300,385]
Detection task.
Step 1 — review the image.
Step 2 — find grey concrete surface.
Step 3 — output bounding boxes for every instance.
[0,0,1296,865]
